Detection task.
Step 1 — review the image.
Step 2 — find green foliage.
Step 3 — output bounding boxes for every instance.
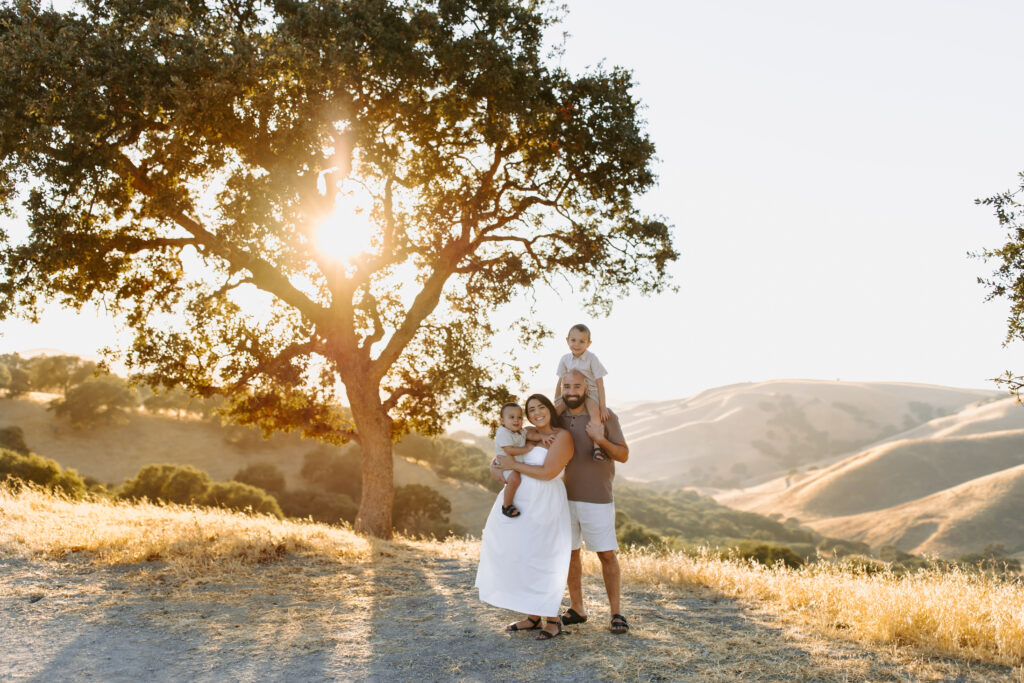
[958,543,1022,573]
[277,489,358,526]
[615,511,663,548]
[0,362,10,391]
[0,354,30,397]
[394,433,501,492]
[736,541,806,569]
[203,480,282,518]
[0,0,677,538]
[50,375,139,428]
[27,355,95,395]
[118,464,213,505]
[233,462,287,495]
[301,446,362,500]
[817,537,872,558]
[142,385,195,419]
[0,447,86,498]
[392,483,456,538]
[0,425,29,455]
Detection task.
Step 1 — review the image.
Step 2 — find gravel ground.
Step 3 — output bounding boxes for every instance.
[1,550,1019,682]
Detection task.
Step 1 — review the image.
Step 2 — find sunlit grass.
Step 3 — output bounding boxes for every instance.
[4,485,1023,668]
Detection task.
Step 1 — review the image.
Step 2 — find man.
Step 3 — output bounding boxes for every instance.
[492,369,630,634]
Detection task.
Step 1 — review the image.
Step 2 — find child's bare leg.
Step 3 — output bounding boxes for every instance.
[553,396,566,415]
[502,471,522,517]
[585,396,608,461]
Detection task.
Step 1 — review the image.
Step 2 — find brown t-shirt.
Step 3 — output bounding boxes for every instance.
[560,409,626,504]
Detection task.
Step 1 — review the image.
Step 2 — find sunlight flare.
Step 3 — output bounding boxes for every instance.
[315,184,377,265]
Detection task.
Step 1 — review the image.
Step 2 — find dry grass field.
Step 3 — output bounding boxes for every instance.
[2,486,1022,681]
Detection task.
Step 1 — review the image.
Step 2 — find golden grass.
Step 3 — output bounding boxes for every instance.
[3,485,1023,671]
[590,546,1024,668]
[0,485,372,573]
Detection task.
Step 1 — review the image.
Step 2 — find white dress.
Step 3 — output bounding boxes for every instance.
[475,446,571,617]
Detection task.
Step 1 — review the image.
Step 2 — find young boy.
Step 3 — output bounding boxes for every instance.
[494,402,541,518]
[553,323,610,460]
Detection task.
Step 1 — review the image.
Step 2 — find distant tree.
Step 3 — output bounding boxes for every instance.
[277,489,359,526]
[0,447,87,498]
[737,542,806,569]
[50,375,139,428]
[233,462,287,495]
[0,0,677,538]
[392,483,453,537]
[26,355,90,395]
[0,363,10,392]
[301,447,362,500]
[0,354,31,397]
[143,385,195,419]
[203,481,283,518]
[0,425,29,455]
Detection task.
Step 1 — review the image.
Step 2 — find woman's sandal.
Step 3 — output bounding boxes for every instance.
[501,504,520,518]
[536,619,565,640]
[506,616,541,632]
[560,608,588,625]
[610,613,629,634]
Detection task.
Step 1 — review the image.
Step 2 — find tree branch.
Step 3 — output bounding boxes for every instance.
[229,339,322,392]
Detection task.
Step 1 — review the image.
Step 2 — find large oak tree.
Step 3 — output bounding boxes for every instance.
[0,0,677,537]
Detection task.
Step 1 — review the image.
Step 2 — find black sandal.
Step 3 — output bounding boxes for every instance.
[560,608,588,625]
[610,613,629,634]
[506,616,541,631]
[536,618,565,640]
[501,504,520,518]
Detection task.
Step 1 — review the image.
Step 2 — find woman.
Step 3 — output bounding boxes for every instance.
[475,394,574,640]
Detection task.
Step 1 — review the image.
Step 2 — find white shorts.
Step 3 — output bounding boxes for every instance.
[568,500,618,552]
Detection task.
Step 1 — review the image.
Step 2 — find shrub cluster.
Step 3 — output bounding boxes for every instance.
[118,463,282,517]
[0,447,87,498]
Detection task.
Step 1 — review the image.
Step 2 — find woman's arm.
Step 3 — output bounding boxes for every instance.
[495,431,573,481]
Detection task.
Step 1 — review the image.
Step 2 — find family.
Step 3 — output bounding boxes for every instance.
[475,324,631,640]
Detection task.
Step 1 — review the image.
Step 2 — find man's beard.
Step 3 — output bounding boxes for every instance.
[563,393,586,409]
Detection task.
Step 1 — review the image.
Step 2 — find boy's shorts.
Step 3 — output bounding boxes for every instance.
[568,500,618,552]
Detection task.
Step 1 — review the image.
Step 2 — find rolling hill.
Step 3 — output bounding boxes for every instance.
[715,396,1024,557]
[615,379,998,486]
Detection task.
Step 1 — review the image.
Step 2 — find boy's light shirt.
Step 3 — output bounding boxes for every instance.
[494,425,526,458]
[555,349,608,392]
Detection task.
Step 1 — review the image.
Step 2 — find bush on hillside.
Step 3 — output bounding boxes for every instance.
[301,446,362,499]
[118,464,213,505]
[51,375,139,428]
[392,483,455,537]
[817,537,872,558]
[233,462,287,494]
[0,425,30,455]
[277,489,358,525]
[0,448,87,498]
[736,541,806,569]
[394,434,501,492]
[203,481,282,518]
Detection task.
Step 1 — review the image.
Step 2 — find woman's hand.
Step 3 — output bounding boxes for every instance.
[495,453,517,470]
[489,458,507,484]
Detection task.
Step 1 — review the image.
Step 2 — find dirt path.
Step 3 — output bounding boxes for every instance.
[1,546,1018,682]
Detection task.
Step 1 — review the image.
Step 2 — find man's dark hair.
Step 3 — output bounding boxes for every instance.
[569,323,591,338]
[524,394,563,429]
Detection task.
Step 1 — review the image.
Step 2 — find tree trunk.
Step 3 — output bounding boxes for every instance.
[349,391,395,539]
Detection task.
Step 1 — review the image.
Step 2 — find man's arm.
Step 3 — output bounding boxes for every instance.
[586,419,628,463]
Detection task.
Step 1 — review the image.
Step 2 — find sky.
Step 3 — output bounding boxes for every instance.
[3,0,1024,405]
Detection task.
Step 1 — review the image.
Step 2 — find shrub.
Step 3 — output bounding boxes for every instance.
[736,542,806,569]
[392,483,454,537]
[203,481,282,518]
[233,462,287,494]
[0,448,86,498]
[277,489,358,525]
[817,537,871,558]
[0,426,30,455]
[301,446,361,499]
[118,464,213,505]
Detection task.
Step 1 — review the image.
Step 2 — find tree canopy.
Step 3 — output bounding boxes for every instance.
[0,0,677,537]
[977,171,1024,395]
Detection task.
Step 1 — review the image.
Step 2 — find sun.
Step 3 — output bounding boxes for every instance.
[314,188,378,265]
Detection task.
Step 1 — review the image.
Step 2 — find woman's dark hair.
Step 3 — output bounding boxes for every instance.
[524,394,563,429]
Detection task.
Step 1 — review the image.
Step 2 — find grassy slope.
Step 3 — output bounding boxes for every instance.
[0,394,494,533]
